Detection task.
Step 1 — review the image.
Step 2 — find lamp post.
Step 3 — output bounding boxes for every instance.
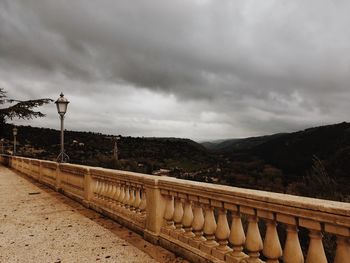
[13,127,17,156]
[55,92,69,163]
[113,136,121,160]
[1,138,4,154]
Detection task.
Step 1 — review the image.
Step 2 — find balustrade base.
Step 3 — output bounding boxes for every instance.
[225,252,249,263]
[39,178,57,191]
[60,189,85,205]
[212,247,233,261]
[144,229,160,245]
[178,233,195,244]
[89,201,146,237]
[81,200,91,209]
[160,227,173,236]
[200,241,219,255]
[159,233,224,263]
[242,258,265,263]
[170,229,185,239]
[188,237,206,249]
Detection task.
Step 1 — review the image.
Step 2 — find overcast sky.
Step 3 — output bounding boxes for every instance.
[1,0,349,141]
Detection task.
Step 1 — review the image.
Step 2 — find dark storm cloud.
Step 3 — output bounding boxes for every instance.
[1,0,350,140]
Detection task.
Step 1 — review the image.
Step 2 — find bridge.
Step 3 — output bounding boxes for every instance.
[0,155,349,263]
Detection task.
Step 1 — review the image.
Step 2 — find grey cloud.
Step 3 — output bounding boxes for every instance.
[1,0,350,139]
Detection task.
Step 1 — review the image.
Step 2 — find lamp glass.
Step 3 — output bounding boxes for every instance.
[55,93,69,115]
[56,101,68,115]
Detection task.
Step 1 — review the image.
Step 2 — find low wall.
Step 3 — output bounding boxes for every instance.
[1,155,349,263]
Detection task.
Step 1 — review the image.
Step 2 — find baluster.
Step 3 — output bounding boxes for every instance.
[183,200,194,236]
[189,202,205,248]
[94,179,100,199]
[213,208,232,260]
[104,181,112,205]
[122,185,130,208]
[227,212,248,263]
[105,181,111,201]
[100,180,107,202]
[112,183,121,206]
[102,180,109,200]
[109,182,115,201]
[334,235,350,263]
[179,199,194,243]
[245,215,263,263]
[171,198,184,238]
[133,187,142,212]
[99,180,106,202]
[116,184,125,210]
[108,184,117,207]
[200,205,218,254]
[306,230,327,263]
[163,195,175,234]
[263,220,282,263]
[129,187,135,210]
[118,183,125,206]
[139,189,147,213]
[283,225,303,263]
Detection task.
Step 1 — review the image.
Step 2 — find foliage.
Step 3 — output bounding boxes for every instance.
[306,156,337,191]
[208,122,350,199]
[294,155,344,201]
[0,88,53,124]
[1,121,350,202]
[0,123,216,174]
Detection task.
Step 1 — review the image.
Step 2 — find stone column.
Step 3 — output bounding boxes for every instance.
[143,177,166,244]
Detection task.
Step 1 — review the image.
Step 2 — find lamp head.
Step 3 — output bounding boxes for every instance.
[55,92,69,116]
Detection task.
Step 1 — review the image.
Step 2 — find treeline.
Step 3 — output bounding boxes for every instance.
[0,123,216,173]
[1,122,349,202]
[207,122,350,201]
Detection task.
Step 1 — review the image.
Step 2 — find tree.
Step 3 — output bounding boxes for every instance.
[0,88,53,125]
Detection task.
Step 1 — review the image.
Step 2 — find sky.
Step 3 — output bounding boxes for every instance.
[1,0,350,141]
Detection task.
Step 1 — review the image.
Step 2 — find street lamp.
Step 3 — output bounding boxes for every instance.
[1,138,4,154]
[113,136,121,160]
[13,127,17,156]
[55,92,69,163]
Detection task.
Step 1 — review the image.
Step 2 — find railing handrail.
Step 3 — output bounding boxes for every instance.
[157,176,350,216]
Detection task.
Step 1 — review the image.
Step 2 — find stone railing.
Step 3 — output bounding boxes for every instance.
[1,155,349,263]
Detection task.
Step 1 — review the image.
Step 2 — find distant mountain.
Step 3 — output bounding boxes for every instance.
[207,122,350,179]
[202,134,286,152]
[251,123,350,178]
[200,122,350,200]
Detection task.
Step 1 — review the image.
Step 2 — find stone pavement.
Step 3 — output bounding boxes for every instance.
[0,165,185,263]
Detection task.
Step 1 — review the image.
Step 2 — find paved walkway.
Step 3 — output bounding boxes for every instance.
[0,165,183,263]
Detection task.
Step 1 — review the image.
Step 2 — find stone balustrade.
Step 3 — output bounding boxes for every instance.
[158,177,350,263]
[1,154,349,263]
